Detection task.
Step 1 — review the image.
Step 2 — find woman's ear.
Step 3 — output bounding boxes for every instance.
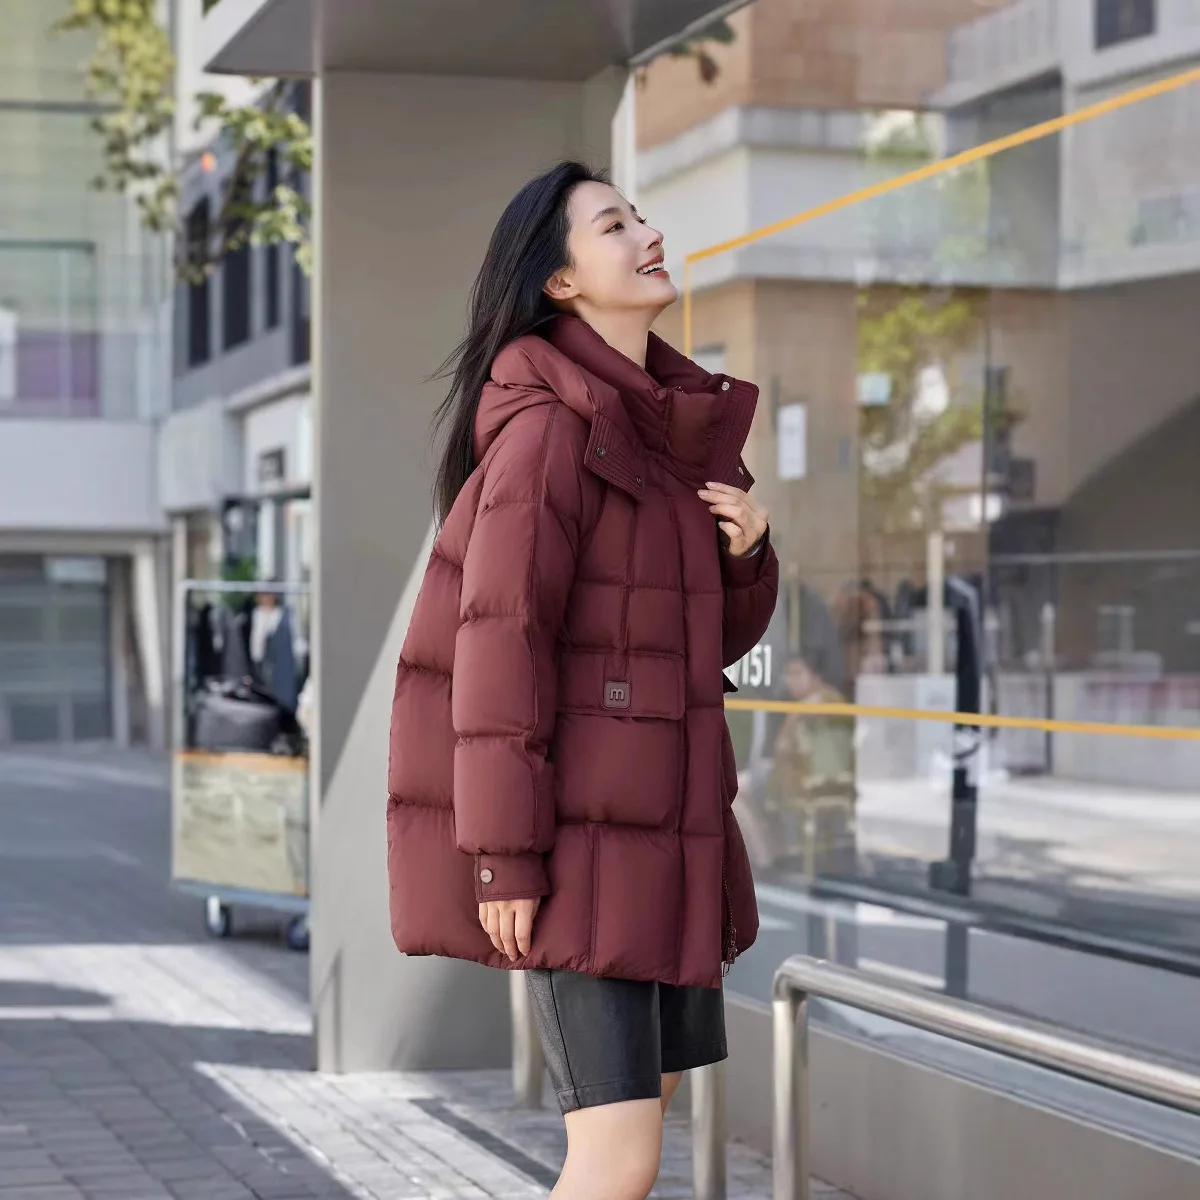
[543,268,577,303]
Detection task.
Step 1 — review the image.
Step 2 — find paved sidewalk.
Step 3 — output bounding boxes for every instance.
[0,748,851,1199]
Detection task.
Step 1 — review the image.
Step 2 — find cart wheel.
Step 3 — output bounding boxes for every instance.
[285,914,310,953]
[204,896,232,938]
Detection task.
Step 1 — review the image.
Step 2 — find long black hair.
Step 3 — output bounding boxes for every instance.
[431,160,608,524]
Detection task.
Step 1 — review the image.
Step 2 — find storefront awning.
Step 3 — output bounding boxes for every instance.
[202,0,750,79]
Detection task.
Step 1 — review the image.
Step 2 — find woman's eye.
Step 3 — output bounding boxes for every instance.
[607,222,623,233]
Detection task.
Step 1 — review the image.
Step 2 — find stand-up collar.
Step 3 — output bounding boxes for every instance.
[482,315,758,500]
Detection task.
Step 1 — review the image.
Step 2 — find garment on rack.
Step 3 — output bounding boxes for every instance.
[190,602,221,684]
[250,602,298,712]
[219,605,253,682]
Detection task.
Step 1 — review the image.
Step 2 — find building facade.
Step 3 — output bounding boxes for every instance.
[0,0,172,747]
[160,78,313,604]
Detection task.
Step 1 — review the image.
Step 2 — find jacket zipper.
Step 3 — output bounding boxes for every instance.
[720,851,738,977]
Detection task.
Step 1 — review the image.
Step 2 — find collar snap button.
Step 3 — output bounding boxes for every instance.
[595,447,607,458]
[720,380,731,392]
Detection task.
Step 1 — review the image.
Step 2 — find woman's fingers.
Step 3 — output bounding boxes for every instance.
[500,908,520,960]
[702,489,768,553]
[699,485,768,526]
[700,482,745,499]
[514,899,538,957]
[483,904,504,956]
[706,500,749,523]
[479,899,540,961]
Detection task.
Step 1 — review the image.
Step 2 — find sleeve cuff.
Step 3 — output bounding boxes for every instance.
[474,852,549,902]
[722,526,771,587]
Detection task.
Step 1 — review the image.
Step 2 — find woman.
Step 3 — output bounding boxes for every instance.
[387,162,778,1198]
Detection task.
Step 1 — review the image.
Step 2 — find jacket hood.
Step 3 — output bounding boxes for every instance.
[475,316,758,498]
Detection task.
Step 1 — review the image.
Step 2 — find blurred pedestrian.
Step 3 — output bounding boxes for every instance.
[766,655,856,873]
[387,162,778,1198]
[250,586,298,712]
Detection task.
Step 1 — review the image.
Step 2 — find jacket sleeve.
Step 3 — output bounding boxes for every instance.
[721,528,780,668]
[452,405,592,903]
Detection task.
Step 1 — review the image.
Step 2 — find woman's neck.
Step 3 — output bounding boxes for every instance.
[575,310,653,370]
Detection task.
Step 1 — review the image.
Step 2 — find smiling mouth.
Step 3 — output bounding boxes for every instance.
[637,261,667,275]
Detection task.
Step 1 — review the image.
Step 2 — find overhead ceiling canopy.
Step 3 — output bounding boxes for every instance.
[202,0,750,80]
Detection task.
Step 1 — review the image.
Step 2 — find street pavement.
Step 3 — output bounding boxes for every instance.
[0,747,851,1200]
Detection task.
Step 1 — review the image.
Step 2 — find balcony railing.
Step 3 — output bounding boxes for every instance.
[945,0,1060,89]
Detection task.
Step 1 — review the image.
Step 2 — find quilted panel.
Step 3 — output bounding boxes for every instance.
[591,826,684,982]
[400,552,462,675]
[557,649,685,721]
[553,711,682,827]
[454,736,554,856]
[387,665,454,805]
[674,831,725,986]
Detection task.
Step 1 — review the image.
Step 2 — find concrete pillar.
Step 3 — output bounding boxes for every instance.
[612,72,639,202]
[132,541,167,751]
[109,556,132,748]
[310,67,625,1072]
[168,516,189,750]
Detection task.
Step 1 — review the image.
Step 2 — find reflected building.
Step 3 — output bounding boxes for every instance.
[636,0,1200,956]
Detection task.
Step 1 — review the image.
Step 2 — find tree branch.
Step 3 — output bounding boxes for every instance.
[54,0,312,281]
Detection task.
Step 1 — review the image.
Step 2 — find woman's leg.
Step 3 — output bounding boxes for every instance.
[553,1098,663,1200]
[524,970,667,1199]
[660,1070,683,1113]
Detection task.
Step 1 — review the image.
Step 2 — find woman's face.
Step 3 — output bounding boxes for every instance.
[544,181,678,317]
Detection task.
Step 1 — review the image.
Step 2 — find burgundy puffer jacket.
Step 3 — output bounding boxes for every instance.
[387,315,778,988]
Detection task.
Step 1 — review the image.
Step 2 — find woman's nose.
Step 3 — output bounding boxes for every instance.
[644,226,664,249]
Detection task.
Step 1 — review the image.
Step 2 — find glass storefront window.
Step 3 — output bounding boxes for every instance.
[638,0,1200,1062]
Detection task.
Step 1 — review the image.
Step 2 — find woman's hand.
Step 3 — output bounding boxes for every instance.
[698,482,769,557]
[479,897,540,961]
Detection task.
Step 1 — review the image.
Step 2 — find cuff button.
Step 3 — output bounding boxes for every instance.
[479,868,494,884]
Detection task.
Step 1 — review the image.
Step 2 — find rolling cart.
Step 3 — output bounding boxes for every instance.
[170,579,311,950]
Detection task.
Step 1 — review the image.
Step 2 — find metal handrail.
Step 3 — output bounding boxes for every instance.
[773,955,1200,1200]
[510,972,728,1199]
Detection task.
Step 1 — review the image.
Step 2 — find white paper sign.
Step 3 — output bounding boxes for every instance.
[777,403,807,481]
[857,371,892,407]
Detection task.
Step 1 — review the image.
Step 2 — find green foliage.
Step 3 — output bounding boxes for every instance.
[856,289,985,533]
[667,17,736,84]
[53,0,312,281]
[861,111,994,276]
[221,555,259,584]
[639,16,736,86]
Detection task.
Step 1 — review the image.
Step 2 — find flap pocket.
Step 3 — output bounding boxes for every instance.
[559,651,686,721]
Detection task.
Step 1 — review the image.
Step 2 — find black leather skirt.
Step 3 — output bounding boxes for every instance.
[525,968,727,1114]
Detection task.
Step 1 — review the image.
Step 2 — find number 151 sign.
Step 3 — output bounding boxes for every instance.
[726,643,773,690]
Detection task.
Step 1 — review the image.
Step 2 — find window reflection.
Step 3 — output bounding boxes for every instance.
[640,0,1200,1053]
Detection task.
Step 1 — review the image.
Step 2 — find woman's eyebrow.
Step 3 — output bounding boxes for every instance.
[592,205,640,223]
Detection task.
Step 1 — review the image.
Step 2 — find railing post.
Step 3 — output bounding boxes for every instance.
[510,970,544,1108]
[773,987,810,1200]
[691,1061,726,1200]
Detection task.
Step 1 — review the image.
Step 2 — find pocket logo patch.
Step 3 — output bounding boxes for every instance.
[603,680,631,710]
